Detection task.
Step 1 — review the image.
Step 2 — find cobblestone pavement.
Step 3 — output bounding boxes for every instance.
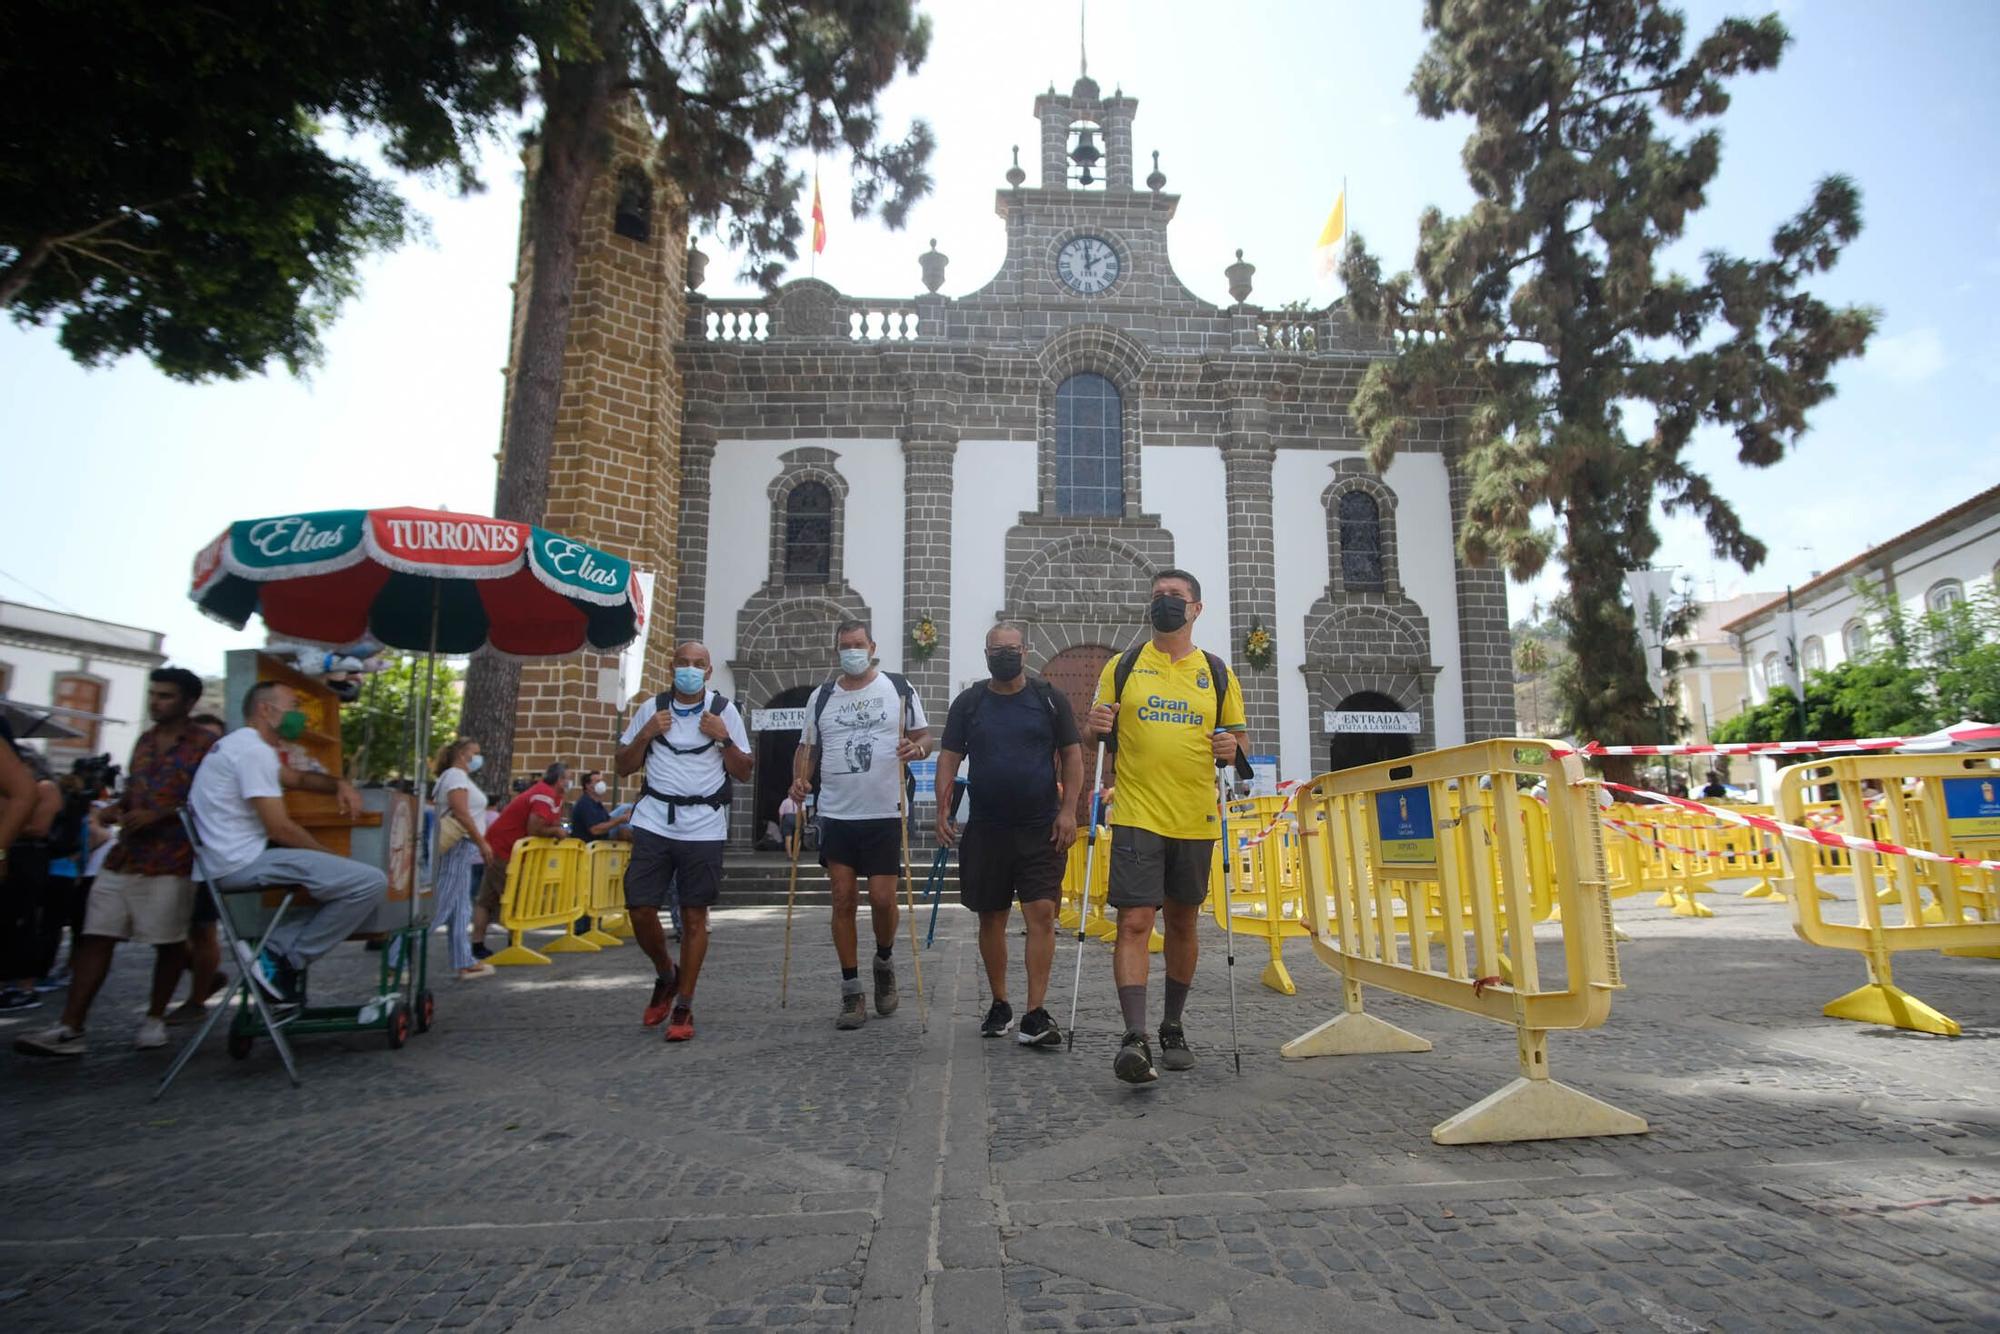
[1,876,1998,1332]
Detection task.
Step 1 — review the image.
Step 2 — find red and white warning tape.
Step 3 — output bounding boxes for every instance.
[1601,817,1764,863]
[1601,782,2000,873]
[1552,721,2000,760]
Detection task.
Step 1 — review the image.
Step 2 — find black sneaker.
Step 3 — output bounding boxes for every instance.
[0,988,42,1013]
[1157,1022,1197,1071]
[1017,1007,1062,1048]
[980,999,1014,1038]
[1114,1030,1158,1084]
[471,942,492,961]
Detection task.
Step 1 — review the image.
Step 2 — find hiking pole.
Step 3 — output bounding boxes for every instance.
[926,779,965,948]
[780,795,807,1008]
[1066,741,1110,1053]
[1215,762,1243,1076]
[898,727,927,1032]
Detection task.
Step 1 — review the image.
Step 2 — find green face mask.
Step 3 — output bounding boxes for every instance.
[277,709,308,741]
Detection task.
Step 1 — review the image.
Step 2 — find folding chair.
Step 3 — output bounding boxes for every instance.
[154,809,306,1099]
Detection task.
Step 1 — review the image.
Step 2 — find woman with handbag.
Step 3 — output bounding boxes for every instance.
[432,739,496,980]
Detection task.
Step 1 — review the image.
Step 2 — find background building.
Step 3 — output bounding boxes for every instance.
[0,600,166,765]
[1669,592,1773,743]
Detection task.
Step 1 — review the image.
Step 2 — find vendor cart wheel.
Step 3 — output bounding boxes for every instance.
[416,990,436,1034]
[228,1034,254,1061]
[387,1002,411,1050]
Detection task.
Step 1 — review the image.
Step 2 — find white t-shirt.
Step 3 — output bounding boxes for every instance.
[800,673,929,821]
[619,692,750,842]
[432,767,489,841]
[189,728,285,876]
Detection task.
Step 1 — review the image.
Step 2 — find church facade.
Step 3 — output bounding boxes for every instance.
[499,77,1515,844]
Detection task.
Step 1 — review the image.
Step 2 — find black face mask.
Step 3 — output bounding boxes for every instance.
[986,649,1024,682]
[1149,594,1189,632]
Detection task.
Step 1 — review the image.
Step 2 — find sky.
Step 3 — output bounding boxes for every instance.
[4,0,1999,676]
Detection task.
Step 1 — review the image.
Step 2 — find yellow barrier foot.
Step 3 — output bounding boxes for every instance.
[1653,893,1677,908]
[1612,925,1633,943]
[1147,930,1165,955]
[1822,982,1961,1036]
[487,943,552,967]
[1742,883,1778,900]
[1260,959,1296,996]
[582,928,622,947]
[1670,899,1716,919]
[1432,1077,1648,1145]
[1280,1012,1432,1060]
[543,934,600,954]
[1084,920,1116,941]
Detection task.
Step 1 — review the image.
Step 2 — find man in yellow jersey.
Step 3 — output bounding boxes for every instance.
[1087,569,1245,1084]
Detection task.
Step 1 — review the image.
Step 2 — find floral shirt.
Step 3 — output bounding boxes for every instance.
[105,725,216,877]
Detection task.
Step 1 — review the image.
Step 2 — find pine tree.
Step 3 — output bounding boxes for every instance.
[1342,0,1876,760]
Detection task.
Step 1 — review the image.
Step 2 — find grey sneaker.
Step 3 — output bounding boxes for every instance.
[836,990,868,1030]
[872,958,899,1017]
[14,1024,87,1058]
[1157,1022,1196,1071]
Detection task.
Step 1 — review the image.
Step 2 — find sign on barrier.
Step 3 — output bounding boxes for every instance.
[1283,739,1646,1146]
[1944,777,2000,839]
[1374,786,1437,864]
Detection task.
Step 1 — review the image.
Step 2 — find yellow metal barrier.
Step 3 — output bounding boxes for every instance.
[582,840,632,946]
[1059,811,1162,952]
[1282,739,1645,1145]
[1211,795,1309,995]
[489,837,591,966]
[1779,752,2000,1035]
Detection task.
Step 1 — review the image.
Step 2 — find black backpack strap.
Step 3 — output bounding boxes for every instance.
[1203,652,1255,781]
[883,671,917,731]
[1106,644,1144,752]
[708,691,728,716]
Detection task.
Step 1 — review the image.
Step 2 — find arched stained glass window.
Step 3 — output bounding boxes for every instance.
[784,481,832,582]
[1054,374,1122,516]
[1339,491,1385,590]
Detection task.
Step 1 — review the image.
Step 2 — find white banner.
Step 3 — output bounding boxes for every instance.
[1324,710,1422,735]
[751,707,807,733]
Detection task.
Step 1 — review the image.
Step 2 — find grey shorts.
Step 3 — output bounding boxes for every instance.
[628,828,724,910]
[1106,826,1215,909]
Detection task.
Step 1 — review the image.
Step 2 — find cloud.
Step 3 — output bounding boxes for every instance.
[1868,327,1947,384]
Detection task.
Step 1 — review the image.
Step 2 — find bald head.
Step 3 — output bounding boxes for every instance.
[673,641,712,671]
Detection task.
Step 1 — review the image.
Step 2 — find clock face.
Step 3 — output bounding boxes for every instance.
[1056,236,1120,295]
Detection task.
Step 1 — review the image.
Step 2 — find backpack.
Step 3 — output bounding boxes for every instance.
[960,677,1065,734]
[809,671,917,798]
[639,691,735,826]
[1105,644,1254,782]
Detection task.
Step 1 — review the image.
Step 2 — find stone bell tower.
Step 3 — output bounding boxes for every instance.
[499,99,687,784]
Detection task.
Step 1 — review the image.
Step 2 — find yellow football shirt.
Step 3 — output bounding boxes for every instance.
[1094,643,1247,841]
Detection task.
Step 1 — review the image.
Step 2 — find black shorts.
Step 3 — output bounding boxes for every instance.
[958,822,1064,913]
[189,881,221,927]
[1106,826,1215,909]
[627,829,724,910]
[818,817,903,879]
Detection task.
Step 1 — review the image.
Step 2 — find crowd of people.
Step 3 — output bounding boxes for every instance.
[2,566,1252,1085]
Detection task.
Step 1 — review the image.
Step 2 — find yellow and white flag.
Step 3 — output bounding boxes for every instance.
[1312,187,1347,281]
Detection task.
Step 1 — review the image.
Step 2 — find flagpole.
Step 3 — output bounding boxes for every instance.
[810,161,818,281]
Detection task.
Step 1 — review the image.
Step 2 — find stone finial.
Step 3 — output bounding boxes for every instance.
[1006,145,1026,188]
[919,239,949,294]
[1146,150,1166,193]
[1225,250,1256,305]
[685,239,708,292]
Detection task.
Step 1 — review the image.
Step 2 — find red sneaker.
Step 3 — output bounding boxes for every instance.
[665,1006,694,1042]
[642,969,677,1027]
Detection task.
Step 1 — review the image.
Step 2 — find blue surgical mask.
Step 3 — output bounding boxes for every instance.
[839,648,871,676]
[467,754,484,774]
[673,666,706,695]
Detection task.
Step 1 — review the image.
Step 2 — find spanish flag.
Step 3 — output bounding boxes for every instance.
[811,173,827,256]
[1312,186,1346,280]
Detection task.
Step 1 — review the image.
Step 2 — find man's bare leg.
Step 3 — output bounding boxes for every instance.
[977,909,1011,1003]
[1022,899,1057,1012]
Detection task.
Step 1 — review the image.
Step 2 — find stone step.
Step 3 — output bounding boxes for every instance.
[714,852,958,906]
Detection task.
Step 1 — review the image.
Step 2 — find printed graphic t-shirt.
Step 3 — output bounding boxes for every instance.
[801,673,929,821]
[1093,643,1245,841]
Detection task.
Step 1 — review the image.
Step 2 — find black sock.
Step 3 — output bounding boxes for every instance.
[657,971,675,985]
[875,945,893,962]
[841,966,860,982]
[1163,977,1191,1027]
[1118,984,1147,1034]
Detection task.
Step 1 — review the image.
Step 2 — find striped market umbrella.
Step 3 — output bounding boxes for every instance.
[190,507,645,656]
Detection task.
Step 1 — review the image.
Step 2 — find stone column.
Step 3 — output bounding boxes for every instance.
[1219,403,1281,760]
[900,376,962,721]
[1446,442,1519,739]
[673,405,718,644]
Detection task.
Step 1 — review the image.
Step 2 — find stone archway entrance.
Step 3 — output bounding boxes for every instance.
[753,684,816,847]
[1327,690,1417,773]
[1044,644,1114,820]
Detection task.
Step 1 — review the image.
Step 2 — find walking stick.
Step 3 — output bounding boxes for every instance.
[1065,741,1110,1053]
[1215,763,1243,1076]
[925,779,965,948]
[780,796,807,1008]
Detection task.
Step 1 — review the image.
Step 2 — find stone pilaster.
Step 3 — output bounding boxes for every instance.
[1219,417,1280,760]
[901,373,962,719]
[673,407,718,644]
[1447,443,1519,739]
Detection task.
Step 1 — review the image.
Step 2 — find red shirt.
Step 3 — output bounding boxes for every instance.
[106,725,216,877]
[486,781,562,863]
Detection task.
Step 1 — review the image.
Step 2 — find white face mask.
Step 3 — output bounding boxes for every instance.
[467,754,485,774]
[592,781,607,796]
[838,647,871,676]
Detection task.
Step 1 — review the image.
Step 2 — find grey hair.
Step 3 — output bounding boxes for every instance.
[834,619,871,642]
[985,622,1028,647]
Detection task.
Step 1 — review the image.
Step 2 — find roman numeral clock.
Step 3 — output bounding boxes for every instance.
[1056,235,1120,295]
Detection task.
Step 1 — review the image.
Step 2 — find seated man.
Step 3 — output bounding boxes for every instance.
[188,682,387,1002]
